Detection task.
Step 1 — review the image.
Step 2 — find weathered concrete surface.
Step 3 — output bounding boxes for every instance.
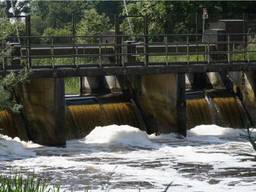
[224,71,256,126]
[17,78,66,146]
[134,74,179,134]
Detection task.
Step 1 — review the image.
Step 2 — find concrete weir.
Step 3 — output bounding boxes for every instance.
[134,74,186,135]
[18,78,66,146]
[0,72,255,146]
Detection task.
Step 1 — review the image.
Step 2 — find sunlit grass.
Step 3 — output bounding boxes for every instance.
[65,77,80,95]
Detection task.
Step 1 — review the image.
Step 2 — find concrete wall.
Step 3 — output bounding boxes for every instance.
[133,74,181,134]
[17,78,66,146]
[229,71,256,125]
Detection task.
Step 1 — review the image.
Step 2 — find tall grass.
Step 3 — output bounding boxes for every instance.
[0,174,60,192]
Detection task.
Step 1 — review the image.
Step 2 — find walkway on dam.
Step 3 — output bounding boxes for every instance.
[0,33,256,77]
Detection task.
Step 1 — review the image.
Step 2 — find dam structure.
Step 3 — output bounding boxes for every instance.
[1,15,256,146]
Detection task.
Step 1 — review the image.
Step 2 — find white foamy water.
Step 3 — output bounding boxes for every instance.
[1,125,256,192]
[0,134,36,160]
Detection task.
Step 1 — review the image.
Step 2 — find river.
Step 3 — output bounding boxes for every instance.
[0,124,256,192]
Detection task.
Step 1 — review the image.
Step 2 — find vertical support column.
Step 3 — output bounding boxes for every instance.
[144,16,149,66]
[25,15,31,67]
[115,16,122,65]
[176,73,187,136]
[54,78,66,144]
[19,78,66,146]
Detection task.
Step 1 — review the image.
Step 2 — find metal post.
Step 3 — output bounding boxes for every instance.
[25,15,31,68]
[72,14,76,67]
[99,36,102,67]
[176,73,187,136]
[164,35,168,65]
[246,34,250,63]
[144,16,149,66]
[115,16,121,65]
[227,34,230,63]
[186,35,190,64]
[127,41,136,65]
[51,37,54,68]
[196,34,199,63]
[202,8,208,42]
[207,41,210,64]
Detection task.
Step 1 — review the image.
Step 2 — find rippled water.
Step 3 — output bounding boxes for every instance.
[1,125,256,192]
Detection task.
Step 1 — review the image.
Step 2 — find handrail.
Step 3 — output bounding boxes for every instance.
[1,33,256,73]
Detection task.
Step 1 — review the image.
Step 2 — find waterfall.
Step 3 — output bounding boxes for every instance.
[65,102,140,139]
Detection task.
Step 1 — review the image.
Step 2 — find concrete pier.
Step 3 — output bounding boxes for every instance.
[18,78,66,146]
[133,74,187,135]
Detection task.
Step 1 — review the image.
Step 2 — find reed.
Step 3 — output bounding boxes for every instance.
[0,174,60,192]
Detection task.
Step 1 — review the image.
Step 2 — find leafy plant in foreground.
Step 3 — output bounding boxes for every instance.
[0,174,60,192]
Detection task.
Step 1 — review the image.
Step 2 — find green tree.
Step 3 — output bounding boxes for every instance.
[5,0,30,17]
[77,8,111,43]
[42,27,72,43]
[0,1,28,113]
[31,1,87,30]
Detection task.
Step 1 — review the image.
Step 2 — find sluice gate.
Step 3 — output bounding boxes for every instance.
[1,16,256,146]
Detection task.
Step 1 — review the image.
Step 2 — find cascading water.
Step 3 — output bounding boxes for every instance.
[0,110,27,139]
[65,102,140,139]
[0,96,249,140]
[187,98,214,128]
[187,96,248,129]
[213,97,247,128]
[0,111,13,136]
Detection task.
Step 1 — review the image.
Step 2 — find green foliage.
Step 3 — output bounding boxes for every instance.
[0,71,28,113]
[31,1,87,30]
[65,77,80,95]
[0,4,28,113]
[77,8,111,42]
[42,27,72,44]
[0,174,60,192]
[0,20,24,39]
[5,0,30,17]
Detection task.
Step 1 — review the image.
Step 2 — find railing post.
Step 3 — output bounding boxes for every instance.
[99,36,102,68]
[126,41,136,66]
[196,34,199,63]
[72,36,76,67]
[244,33,249,63]
[186,35,190,64]
[25,15,31,68]
[144,16,149,66]
[51,36,54,68]
[246,34,250,63]
[227,34,231,63]
[76,37,79,68]
[175,40,178,63]
[115,16,122,65]
[207,40,210,64]
[164,35,168,65]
